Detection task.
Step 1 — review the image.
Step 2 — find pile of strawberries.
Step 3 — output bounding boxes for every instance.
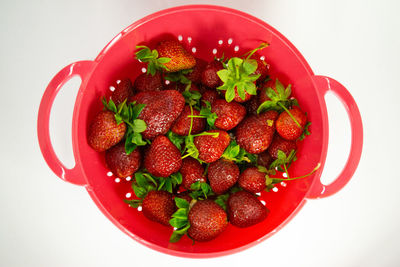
[88,38,315,243]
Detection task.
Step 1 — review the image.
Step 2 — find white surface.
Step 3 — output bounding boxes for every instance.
[1,0,399,266]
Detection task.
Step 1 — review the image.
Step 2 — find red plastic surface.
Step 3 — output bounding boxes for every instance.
[37,5,363,258]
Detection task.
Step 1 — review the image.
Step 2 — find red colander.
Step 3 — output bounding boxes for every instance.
[37,5,363,258]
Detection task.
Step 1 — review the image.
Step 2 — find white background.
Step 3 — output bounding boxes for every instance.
[1,0,399,266]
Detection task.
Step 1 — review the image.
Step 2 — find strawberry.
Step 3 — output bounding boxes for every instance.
[187,200,228,242]
[253,57,269,83]
[201,60,224,88]
[245,95,259,115]
[194,130,230,163]
[186,58,207,84]
[88,110,126,152]
[276,106,307,140]
[257,151,273,169]
[144,135,182,177]
[235,110,278,154]
[111,78,134,106]
[207,159,239,194]
[258,79,275,104]
[142,190,176,226]
[134,72,164,92]
[180,157,206,190]
[156,40,196,72]
[171,105,206,136]
[201,89,219,106]
[268,134,297,159]
[105,142,141,178]
[238,167,266,193]
[212,99,246,130]
[227,190,269,228]
[130,90,185,140]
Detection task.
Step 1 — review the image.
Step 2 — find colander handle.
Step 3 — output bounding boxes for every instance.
[38,61,95,186]
[307,75,363,199]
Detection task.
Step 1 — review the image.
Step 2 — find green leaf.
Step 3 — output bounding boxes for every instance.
[131,132,147,146]
[132,184,147,199]
[217,69,229,83]
[131,103,146,119]
[171,172,183,185]
[157,57,171,64]
[175,197,189,209]
[167,131,185,151]
[169,224,190,243]
[169,218,188,229]
[199,101,217,129]
[298,121,311,141]
[214,193,229,211]
[123,199,142,208]
[236,83,246,100]
[132,119,147,133]
[277,150,287,160]
[244,81,257,95]
[242,59,258,74]
[173,208,188,220]
[225,87,236,102]
[135,172,149,188]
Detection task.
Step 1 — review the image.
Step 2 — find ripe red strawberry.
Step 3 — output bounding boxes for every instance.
[142,190,176,226]
[257,151,273,169]
[165,81,199,93]
[134,72,164,92]
[105,142,141,178]
[156,40,196,72]
[144,135,182,177]
[235,110,278,154]
[186,58,207,84]
[201,60,223,88]
[276,106,307,140]
[268,134,297,159]
[238,167,266,193]
[112,78,134,106]
[212,99,246,130]
[171,105,206,136]
[207,159,239,194]
[227,191,269,228]
[175,191,193,203]
[245,95,259,115]
[194,130,230,163]
[130,90,185,139]
[88,110,126,152]
[180,158,206,190]
[253,57,269,83]
[201,89,220,107]
[187,200,228,242]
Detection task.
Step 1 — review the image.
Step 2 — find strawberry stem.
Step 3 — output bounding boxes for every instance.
[191,132,219,138]
[243,42,270,60]
[187,115,206,118]
[181,151,195,159]
[278,163,321,181]
[283,163,290,179]
[277,102,302,129]
[188,104,194,136]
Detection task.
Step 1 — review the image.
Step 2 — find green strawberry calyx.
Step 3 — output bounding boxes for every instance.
[102,97,148,155]
[135,45,171,76]
[169,197,192,243]
[221,140,257,164]
[189,181,214,200]
[164,69,192,85]
[216,42,269,102]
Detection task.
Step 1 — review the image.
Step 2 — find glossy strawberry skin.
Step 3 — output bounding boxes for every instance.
[194,130,230,163]
[156,40,196,72]
[187,200,228,242]
[130,90,185,140]
[134,72,164,92]
[180,158,206,190]
[212,99,246,130]
[268,134,297,159]
[227,191,269,228]
[208,159,239,194]
[257,151,273,169]
[238,167,266,193]
[88,110,126,152]
[142,190,176,226]
[201,60,223,88]
[245,95,259,115]
[235,110,278,154]
[144,136,182,177]
[105,142,141,178]
[171,105,206,136]
[253,57,269,83]
[276,107,307,140]
[186,58,207,84]
[201,89,220,106]
[112,78,134,106]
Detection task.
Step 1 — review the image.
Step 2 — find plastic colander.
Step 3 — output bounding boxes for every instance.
[37,5,363,258]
